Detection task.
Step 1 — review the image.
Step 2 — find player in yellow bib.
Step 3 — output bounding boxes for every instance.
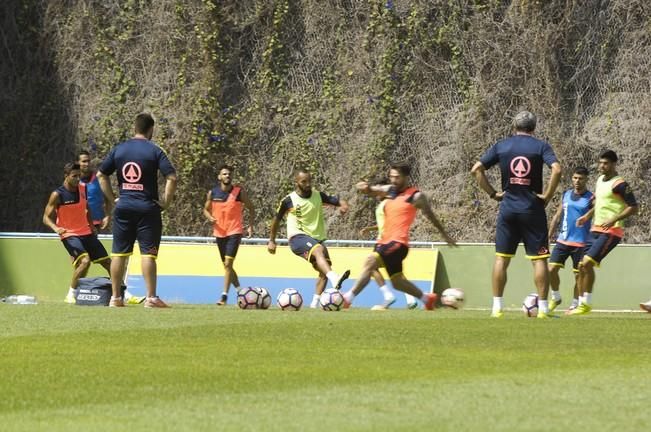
[570,150,637,315]
[267,169,350,308]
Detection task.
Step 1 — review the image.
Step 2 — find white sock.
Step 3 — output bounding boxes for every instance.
[124,290,133,300]
[68,287,77,297]
[310,294,320,308]
[539,299,549,314]
[326,271,340,289]
[343,291,355,303]
[492,296,503,312]
[110,295,122,300]
[379,285,394,301]
[404,293,416,303]
[570,298,579,308]
[551,290,561,301]
[583,292,592,305]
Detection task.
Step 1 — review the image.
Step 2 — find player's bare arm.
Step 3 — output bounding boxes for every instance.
[157,173,177,210]
[97,171,116,204]
[267,218,280,254]
[413,192,457,247]
[470,162,504,201]
[548,201,564,240]
[355,181,391,198]
[536,161,562,205]
[337,199,349,214]
[43,191,66,235]
[241,188,256,237]
[576,207,594,227]
[202,191,216,223]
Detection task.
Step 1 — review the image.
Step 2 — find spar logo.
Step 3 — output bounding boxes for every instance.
[509,156,531,185]
[122,162,144,190]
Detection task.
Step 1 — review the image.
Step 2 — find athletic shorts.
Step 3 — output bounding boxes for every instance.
[495,209,549,259]
[584,232,620,266]
[216,234,242,261]
[374,241,409,277]
[62,235,109,266]
[289,234,331,265]
[549,242,589,271]
[111,206,162,258]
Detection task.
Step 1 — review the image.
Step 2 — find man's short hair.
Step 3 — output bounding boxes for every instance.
[293,167,311,178]
[599,150,618,163]
[134,113,155,134]
[218,164,234,173]
[574,166,589,176]
[63,162,80,176]
[513,111,537,133]
[390,162,411,177]
[78,150,90,160]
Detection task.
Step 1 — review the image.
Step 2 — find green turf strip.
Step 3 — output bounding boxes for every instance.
[0,305,649,431]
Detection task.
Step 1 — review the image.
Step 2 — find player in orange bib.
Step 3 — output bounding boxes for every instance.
[43,163,123,304]
[342,162,457,310]
[203,164,255,305]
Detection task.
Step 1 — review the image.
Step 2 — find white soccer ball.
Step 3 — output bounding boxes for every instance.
[441,288,465,309]
[237,287,260,309]
[319,288,344,311]
[255,287,272,309]
[277,288,303,311]
[522,293,539,317]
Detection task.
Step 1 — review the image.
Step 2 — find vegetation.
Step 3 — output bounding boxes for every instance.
[1,0,649,241]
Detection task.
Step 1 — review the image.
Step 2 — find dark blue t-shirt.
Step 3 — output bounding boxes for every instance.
[480,134,558,213]
[99,138,176,211]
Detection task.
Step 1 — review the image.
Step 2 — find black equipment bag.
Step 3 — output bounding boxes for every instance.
[76,277,125,306]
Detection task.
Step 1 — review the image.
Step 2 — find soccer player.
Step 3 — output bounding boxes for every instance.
[358,192,418,310]
[78,150,110,231]
[43,163,143,304]
[570,150,637,315]
[471,110,562,319]
[267,168,351,308]
[342,162,457,310]
[547,167,594,313]
[97,113,177,308]
[203,164,255,305]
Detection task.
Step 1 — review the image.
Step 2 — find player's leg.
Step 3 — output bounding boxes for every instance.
[109,207,136,307]
[311,273,328,308]
[572,233,619,315]
[309,241,349,290]
[342,253,379,307]
[61,236,90,303]
[520,211,551,317]
[492,210,518,317]
[371,269,396,309]
[548,243,569,311]
[137,210,168,308]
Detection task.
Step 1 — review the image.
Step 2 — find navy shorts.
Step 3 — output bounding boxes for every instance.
[549,242,588,271]
[289,234,331,265]
[495,209,549,259]
[584,232,620,266]
[62,235,109,266]
[216,235,242,261]
[374,241,409,277]
[112,207,162,257]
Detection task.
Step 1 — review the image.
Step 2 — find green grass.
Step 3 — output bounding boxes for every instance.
[0,304,649,431]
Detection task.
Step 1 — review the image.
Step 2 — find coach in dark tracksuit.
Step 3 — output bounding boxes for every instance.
[97,113,177,308]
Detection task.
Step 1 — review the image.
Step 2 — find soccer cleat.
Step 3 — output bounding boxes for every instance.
[490,310,504,318]
[216,294,227,306]
[371,297,396,311]
[549,298,562,312]
[423,292,438,311]
[126,295,145,305]
[335,270,351,290]
[64,293,76,304]
[568,303,592,315]
[565,305,578,315]
[144,297,170,308]
[537,312,558,319]
[639,300,651,313]
[109,297,124,308]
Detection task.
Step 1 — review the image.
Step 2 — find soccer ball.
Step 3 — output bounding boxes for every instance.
[319,288,344,311]
[277,288,303,311]
[522,293,539,317]
[441,288,465,309]
[255,287,272,309]
[237,287,261,309]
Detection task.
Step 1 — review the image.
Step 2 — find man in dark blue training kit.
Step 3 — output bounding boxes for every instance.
[97,113,177,308]
[471,111,562,319]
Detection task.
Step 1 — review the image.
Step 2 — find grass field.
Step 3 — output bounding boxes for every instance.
[1,304,649,431]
